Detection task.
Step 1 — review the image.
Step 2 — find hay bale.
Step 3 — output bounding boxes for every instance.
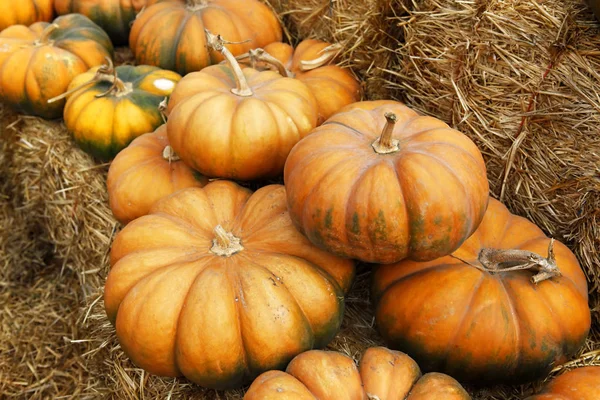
[268,0,401,99]
[386,0,600,332]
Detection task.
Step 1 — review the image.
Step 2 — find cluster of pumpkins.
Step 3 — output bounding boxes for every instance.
[1,0,598,398]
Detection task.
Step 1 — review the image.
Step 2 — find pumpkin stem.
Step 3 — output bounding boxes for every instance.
[372,112,400,154]
[47,57,116,104]
[240,48,294,78]
[211,225,244,257]
[35,23,59,46]
[187,0,208,9]
[299,43,342,72]
[95,58,132,98]
[159,97,169,123]
[204,29,253,97]
[478,239,561,284]
[162,145,181,162]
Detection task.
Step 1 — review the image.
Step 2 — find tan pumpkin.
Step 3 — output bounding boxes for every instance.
[244,347,471,400]
[284,100,489,263]
[107,124,208,224]
[525,366,600,400]
[166,31,318,180]
[104,180,355,389]
[0,0,53,31]
[239,39,361,124]
[372,198,591,385]
[129,0,282,75]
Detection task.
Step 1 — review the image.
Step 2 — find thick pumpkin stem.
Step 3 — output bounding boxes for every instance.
[47,57,117,103]
[187,0,208,9]
[162,145,180,162]
[242,49,294,78]
[95,58,132,98]
[211,225,244,257]
[478,239,561,284]
[35,23,59,45]
[299,43,342,72]
[205,29,253,97]
[372,112,400,154]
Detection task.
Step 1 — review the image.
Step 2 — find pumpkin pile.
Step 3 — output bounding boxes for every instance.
[0,0,597,398]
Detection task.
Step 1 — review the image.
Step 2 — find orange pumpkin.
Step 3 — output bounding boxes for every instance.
[0,14,113,119]
[284,100,489,263]
[245,347,471,400]
[240,39,361,124]
[54,0,159,45]
[129,0,282,75]
[525,366,600,400]
[107,124,208,225]
[372,198,591,385]
[104,181,355,389]
[0,0,53,31]
[166,31,318,180]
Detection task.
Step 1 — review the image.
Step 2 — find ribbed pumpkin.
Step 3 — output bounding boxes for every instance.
[245,347,471,400]
[104,181,355,389]
[372,198,591,385]
[0,14,113,119]
[129,0,282,75]
[166,31,317,180]
[240,39,361,124]
[54,0,159,45]
[107,124,208,224]
[0,0,54,31]
[54,60,181,160]
[284,100,489,263]
[525,366,600,400]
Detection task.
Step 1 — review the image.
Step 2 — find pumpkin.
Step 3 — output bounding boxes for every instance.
[129,0,282,75]
[54,0,159,45]
[104,180,355,389]
[283,100,489,263]
[106,124,208,224]
[525,366,600,400]
[166,31,318,180]
[0,0,53,31]
[51,59,181,160]
[239,39,361,124]
[244,347,471,400]
[0,14,113,119]
[372,198,591,385]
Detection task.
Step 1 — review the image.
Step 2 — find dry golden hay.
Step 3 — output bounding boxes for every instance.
[267,0,401,99]
[385,0,600,333]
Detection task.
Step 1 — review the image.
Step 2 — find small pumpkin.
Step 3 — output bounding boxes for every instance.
[0,0,54,31]
[0,14,113,119]
[52,59,181,160]
[107,124,208,225]
[372,198,591,385]
[166,31,317,180]
[244,347,471,400]
[129,0,282,75]
[525,366,600,400]
[104,180,355,389]
[54,0,159,45]
[239,39,361,124]
[284,100,489,263]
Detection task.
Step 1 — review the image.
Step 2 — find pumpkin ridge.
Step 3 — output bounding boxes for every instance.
[134,7,177,65]
[324,120,371,139]
[226,259,251,380]
[343,159,383,251]
[398,148,475,240]
[402,138,486,168]
[387,157,412,254]
[442,273,486,373]
[70,96,101,144]
[151,210,216,238]
[300,154,368,233]
[171,12,192,70]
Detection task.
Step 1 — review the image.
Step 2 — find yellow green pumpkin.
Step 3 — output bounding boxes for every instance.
[56,60,181,160]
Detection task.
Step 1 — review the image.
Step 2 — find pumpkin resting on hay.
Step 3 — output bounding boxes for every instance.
[0,14,113,119]
[104,180,355,389]
[525,366,600,399]
[284,100,489,264]
[244,346,470,399]
[372,198,591,385]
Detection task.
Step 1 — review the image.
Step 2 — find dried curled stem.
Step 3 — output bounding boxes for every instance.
[204,29,253,97]
[237,48,293,78]
[299,43,342,71]
[478,239,561,284]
